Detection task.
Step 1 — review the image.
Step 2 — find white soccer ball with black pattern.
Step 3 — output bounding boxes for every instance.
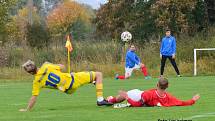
[121,31,132,42]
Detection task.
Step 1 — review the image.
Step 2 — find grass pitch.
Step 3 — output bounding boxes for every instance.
[0,76,215,121]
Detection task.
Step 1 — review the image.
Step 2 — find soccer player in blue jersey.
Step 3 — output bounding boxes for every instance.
[115,45,151,80]
[160,29,181,77]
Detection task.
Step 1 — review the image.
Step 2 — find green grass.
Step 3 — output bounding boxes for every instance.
[0,76,215,121]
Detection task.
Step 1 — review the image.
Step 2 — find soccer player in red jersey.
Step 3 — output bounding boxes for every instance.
[107,78,200,107]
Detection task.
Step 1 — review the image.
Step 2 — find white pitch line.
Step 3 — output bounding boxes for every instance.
[0,114,74,120]
[10,103,26,106]
[32,114,74,119]
[185,112,215,120]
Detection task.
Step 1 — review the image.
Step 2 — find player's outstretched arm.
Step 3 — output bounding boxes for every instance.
[177,94,200,106]
[19,96,37,112]
[192,94,200,102]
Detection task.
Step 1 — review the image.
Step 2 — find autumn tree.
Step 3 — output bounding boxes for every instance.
[6,6,50,48]
[47,1,93,41]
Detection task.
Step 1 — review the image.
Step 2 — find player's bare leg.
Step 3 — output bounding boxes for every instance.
[107,90,127,104]
[94,72,113,106]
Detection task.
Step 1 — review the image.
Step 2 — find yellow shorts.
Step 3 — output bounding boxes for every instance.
[66,71,96,94]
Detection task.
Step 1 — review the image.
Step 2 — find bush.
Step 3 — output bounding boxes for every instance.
[1,31,215,79]
[26,23,50,49]
[8,48,24,67]
[33,49,55,65]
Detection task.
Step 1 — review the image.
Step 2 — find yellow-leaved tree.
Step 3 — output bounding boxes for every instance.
[47,1,91,36]
[6,7,41,46]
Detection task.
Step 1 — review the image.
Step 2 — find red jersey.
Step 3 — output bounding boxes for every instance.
[127,89,195,107]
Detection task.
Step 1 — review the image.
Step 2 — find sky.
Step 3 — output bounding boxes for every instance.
[75,0,108,9]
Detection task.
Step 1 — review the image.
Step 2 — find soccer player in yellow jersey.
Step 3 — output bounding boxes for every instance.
[19,60,112,112]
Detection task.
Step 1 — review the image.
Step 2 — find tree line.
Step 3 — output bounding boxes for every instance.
[96,0,215,42]
[0,0,215,49]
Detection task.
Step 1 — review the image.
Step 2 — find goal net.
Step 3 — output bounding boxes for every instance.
[194,48,215,76]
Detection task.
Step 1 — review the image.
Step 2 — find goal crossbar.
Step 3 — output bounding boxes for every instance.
[194,48,215,76]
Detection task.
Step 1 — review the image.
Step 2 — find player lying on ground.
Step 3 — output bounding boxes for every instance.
[107,78,200,107]
[19,60,112,112]
[115,45,151,80]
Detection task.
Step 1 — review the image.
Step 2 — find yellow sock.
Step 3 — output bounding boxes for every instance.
[96,83,103,101]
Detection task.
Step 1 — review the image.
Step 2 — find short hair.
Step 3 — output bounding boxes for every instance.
[22,60,37,74]
[158,78,169,90]
[165,28,171,32]
[22,60,35,68]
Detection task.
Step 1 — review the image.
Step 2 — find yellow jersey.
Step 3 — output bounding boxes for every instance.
[32,63,72,96]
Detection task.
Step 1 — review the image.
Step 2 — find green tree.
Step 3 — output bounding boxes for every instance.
[205,0,215,24]
[95,0,160,41]
[151,0,207,35]
[26,23,50,49]
[95,0,208,41]
[0,0,17,43]
[95,0,134,39]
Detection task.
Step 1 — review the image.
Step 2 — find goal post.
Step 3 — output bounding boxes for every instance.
[194,48,215,76]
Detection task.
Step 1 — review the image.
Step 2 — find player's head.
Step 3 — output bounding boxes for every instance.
[129,44,136,51]
[165,29,171,37]
[22,60,37,75]
[157,77,169,90]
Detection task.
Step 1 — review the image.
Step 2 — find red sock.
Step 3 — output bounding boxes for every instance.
[118,75,125,79]
[108,97,117,103]
[141,66,148,76]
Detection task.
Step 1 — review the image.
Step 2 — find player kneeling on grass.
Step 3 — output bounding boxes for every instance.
[107,78,200,107]
[19,60,112,112]
[115,45,151,80]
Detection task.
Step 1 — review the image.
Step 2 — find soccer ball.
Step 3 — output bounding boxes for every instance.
[121,31,132,42]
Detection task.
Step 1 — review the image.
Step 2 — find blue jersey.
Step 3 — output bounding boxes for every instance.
[160,36,176,56]
[125,50,140,68]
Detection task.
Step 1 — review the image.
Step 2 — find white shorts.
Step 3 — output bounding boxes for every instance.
[127,89,144,102]
[125,64,140,78]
